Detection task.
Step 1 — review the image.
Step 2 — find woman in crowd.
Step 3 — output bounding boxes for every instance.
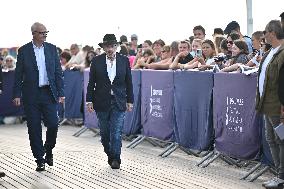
[60,51,71,71]
[221,40,250,72]
[2,55,16,72]
[85,50,97,68]
[133,48,155,69]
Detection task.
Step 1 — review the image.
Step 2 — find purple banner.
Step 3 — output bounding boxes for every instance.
[214,73,262,160]
[83,69,99,128]
[174,71,214,150]
[141,70,174,141]
[0,71,24,116]
[63,70,83,118]
[123,70,142,135]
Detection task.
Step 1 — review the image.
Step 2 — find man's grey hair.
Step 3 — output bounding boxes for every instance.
[265,20,284,39]
[31,22,44,32]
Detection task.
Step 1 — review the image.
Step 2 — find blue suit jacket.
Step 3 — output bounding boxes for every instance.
[13,42,64,104]
[86,53,134,112]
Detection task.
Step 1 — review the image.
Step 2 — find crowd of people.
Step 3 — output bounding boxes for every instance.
[0,13,284,188]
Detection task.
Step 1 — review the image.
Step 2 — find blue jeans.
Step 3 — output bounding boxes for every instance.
[96,98,125,161]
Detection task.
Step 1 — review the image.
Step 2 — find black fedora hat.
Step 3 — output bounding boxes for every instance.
[98,34,120,48]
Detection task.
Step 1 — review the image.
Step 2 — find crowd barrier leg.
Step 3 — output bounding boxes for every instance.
[196,151,215,166]
[248,166,271,182]
[127,136,147,149]
[240,162,262,180]
[159,143,202,158]
[160,143,179,158]
[122,134,137,141]
[201,152,221,168]
[158,143,176,157]
[126,135,144,148]
[197,149,242,168]
[126,135,171,149]
[73,127,100,137]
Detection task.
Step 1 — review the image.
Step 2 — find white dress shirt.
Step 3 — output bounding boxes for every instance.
[106,55,116,95]
[33,42,49,87]
[258,46,280,96]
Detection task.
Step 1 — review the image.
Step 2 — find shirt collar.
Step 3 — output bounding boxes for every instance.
[32,41,44,49]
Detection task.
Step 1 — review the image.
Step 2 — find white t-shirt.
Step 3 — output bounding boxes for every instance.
[258,46,280,96]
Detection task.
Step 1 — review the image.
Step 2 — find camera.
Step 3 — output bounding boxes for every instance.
[196,49,202,57]
[213,54,229,62]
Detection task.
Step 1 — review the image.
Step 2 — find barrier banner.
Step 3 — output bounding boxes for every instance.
[63,70,83,118]
[173,71,214,150]
[0,71,24,116]
[141,70,174,141]
[83,69,99,128]
[214,73,262,160]
[123,70,142,135]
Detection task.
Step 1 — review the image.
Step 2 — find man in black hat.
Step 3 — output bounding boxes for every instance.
[86,34,134,169]
[224,21,253,53]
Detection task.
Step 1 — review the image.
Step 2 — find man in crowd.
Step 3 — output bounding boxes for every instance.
[169,40,194,70]
[193,25,206,40]
[129,34,138,56]
[224,21,253,53]
[255,20,284,189]
[13,22,64,171]
[65,43,85,70]
[86,34,133,169]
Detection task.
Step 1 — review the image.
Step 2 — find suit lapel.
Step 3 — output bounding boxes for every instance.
[43,43,50,73]
[114,53,120,83]
[28,42,38,70]
[101,54,110,83]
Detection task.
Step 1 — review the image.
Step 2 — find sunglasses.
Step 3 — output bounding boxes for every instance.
[227,41,234,45]
[34,31,49,35]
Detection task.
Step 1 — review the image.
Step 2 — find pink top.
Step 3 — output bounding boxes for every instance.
[128,56,136,68]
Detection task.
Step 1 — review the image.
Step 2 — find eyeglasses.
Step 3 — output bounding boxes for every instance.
[34,31,49,35]
[227,41,234,45]
[5,59,13,62]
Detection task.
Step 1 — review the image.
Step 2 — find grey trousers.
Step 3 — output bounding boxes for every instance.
[264,115,284,175]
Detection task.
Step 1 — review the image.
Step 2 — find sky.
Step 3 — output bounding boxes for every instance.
[0,0,283,49]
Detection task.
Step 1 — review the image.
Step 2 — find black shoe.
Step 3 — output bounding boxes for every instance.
[45,155,53,166]
[111,160,120,169]
[36,162,45,171]
[108,157,113,166]
[0,171,5,177]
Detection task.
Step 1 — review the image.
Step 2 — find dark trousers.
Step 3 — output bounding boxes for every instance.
[264,115,284,176]
[96,97,125,161]
[24,87,58,163]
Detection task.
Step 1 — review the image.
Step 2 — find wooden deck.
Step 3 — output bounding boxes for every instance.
[0,124,269,189]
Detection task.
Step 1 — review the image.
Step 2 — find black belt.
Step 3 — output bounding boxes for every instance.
[39,85,50,89]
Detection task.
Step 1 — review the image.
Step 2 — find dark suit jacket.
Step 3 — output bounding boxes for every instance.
[86,53,133,112]
[13,42,64,104]
[279,63,284,106]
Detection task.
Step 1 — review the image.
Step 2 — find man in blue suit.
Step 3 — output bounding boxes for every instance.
[86,34,133,169]
[13,22,64,171]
